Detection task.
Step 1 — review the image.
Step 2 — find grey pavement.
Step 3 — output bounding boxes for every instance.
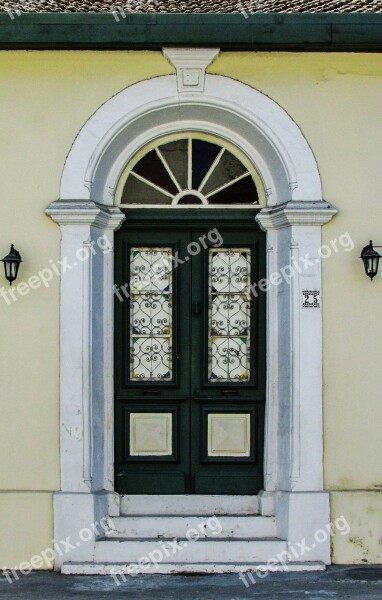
[1,567,382,599]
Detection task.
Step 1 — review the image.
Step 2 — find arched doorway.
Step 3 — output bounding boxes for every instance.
[114,134,267,495]
[47,54,337,570]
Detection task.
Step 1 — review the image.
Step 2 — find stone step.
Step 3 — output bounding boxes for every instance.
[120,495,260,516]
[62,561,327,575]
[106,515,277,539]
[94,538,287,564]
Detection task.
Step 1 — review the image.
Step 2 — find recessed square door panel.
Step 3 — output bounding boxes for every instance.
[208,413,251,458]
[130,413,173,457]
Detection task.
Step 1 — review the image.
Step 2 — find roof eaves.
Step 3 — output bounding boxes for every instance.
[0,13,382,50]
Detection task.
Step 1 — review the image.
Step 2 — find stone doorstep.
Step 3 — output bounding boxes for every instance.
[120,495,260,516]
[106,515,277,539]
[93,538,288,564]
[61,561,327,575]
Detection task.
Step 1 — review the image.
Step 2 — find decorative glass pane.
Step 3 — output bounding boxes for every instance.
[121,137,259,207]
[209,249,251,382]
[210,337,250,382]
[160,139,189,190]
[130,248,173,382]
[192,139,221,190]
[133,150,178,195]
[211,294,250,336]
[208,175,258,205]
[177,194,204,205]
[131,293,172,336]
[210,250,250,293]
[122,175,172,205]
[131,250,171,292]
[202,150,248,195]
[131,337,172,381]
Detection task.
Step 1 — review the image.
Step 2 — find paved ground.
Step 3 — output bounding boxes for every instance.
[1,567,382,599]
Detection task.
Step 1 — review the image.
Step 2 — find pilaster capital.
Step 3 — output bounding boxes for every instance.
[256,201,337,231]
[45,200,126,231]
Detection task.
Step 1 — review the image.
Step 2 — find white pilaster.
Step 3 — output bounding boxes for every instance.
[257,201,336,563]
[46,201,125,568]
[46,201,125,493]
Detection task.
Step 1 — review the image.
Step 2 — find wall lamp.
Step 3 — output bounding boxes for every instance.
[1,245,23,286]
[361,241,382,282]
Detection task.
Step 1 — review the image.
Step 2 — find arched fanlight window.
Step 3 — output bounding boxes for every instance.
[119,136,260,207]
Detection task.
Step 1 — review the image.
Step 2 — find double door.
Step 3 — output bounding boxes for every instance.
[114,213,266,494]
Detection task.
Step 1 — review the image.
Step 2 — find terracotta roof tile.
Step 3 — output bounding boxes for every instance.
[1,0,382,13]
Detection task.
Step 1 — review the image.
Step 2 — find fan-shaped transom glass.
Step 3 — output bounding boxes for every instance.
[120,137,259,207]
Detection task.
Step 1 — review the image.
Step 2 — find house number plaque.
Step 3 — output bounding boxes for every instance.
[302,290,320,309]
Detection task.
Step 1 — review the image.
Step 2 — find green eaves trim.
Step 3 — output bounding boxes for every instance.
[0,13,382,51]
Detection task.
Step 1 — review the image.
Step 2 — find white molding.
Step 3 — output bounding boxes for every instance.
[48,66,337,570]
[256,201,338,230]
[163,48,220,93]
[59,74,322,205]
[46,201,124,229]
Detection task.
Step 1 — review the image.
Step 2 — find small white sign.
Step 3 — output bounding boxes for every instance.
[302,290,320,309]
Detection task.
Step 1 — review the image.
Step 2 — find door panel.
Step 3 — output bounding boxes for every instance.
[114,214,265,495]
[114,230,191,494]
[190,231,265,494]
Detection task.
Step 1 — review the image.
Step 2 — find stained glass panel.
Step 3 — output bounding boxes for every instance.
[133,150,178,195]
[130,248,173,381]
[121,137,259,206]
[122,175,173,205]
[131,293,172,336]
[211,294,250,337]
[131,337,172,381]
[131,250,171,292]
[209,249,251,382]
[160,139,189,190]
[210,250,250,293]
[202,150,248,195]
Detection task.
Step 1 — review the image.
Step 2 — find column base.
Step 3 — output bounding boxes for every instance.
[275,491,331,565]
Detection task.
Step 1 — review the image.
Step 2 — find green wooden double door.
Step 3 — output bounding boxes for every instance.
[115,211,266,495]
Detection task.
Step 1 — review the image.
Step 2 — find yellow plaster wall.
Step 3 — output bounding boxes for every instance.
[0,50,381,566]
[331,493,382,564]
[0,51,173,568]
[212,52,382,563]
[0,493,53,571]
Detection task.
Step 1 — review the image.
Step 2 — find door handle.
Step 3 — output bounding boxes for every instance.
[193,301,201,316]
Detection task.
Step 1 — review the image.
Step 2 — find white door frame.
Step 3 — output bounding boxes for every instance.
[46,49,337,569]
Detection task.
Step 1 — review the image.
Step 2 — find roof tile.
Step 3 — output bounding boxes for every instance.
[1,0,382,13]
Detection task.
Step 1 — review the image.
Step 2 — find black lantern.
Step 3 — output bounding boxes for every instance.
[361,241,382,282]
[1,245,23,286]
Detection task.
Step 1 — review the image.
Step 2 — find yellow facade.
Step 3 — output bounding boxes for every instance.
[0,50,381,566]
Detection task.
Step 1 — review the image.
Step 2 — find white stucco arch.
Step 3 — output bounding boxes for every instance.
[47,60,337,573]
[60,74,322,207]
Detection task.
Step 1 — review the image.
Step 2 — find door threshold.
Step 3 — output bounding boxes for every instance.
[120,494,260,516]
